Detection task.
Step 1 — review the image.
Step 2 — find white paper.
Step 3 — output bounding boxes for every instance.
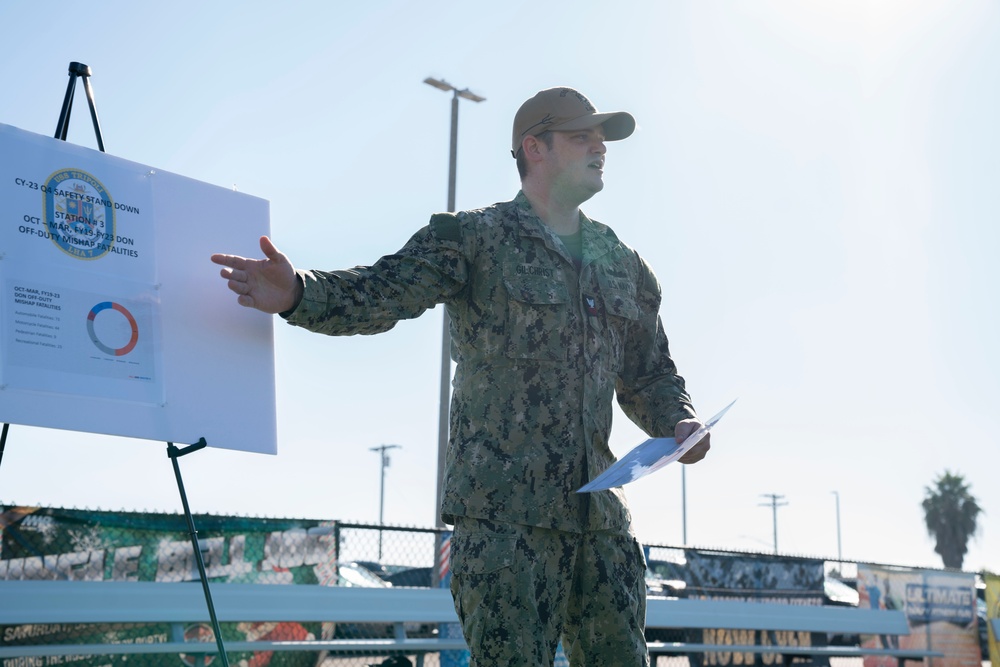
[578,399,736,492]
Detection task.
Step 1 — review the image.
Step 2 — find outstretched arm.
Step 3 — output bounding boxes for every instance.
[211,236,304,314]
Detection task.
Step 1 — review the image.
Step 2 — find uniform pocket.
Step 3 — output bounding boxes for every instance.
[599,289,639,372]
[451,526,517,577]
[449,521,529,658]
[602,290,639,320]
[503,276,570,361]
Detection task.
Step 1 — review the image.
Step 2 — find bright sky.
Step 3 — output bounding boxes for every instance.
[1,0,997,573]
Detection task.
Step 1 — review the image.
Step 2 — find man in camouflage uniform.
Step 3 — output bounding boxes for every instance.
[213,87,711,666]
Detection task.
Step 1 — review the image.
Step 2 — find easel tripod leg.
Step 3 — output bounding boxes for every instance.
[0,423,9,469]
[53,61,106,152]
[168,439,231,667]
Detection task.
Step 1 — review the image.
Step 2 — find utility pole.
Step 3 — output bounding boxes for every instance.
[758,493,788,554]
[370,444,401,560]
[832,490,842,560]
[681,467,688,545]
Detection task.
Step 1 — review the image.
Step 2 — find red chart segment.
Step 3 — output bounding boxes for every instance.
[86,301,139,356]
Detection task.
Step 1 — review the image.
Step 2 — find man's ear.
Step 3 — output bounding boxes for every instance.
[522,134,541,156]
[521,135,546,164]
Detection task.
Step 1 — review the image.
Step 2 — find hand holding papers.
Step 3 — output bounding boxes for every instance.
[577,399,736,493]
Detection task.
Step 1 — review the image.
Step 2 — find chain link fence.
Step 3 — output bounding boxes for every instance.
[0,506,454,667]
[0,505,986,667]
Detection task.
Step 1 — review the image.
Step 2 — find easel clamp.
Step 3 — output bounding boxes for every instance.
[167,437,208,459]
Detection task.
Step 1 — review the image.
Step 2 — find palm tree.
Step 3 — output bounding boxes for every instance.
[922,471,982,569]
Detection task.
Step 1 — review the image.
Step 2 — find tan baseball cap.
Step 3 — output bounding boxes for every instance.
[511,87,636,157]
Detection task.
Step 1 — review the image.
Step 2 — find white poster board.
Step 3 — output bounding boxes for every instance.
[0,123,277,454]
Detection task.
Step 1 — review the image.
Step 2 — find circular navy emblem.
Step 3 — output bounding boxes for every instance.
[43,168,115,260]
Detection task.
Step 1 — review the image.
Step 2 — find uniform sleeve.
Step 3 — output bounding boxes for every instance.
[615,254,697,436]
[284,213,468,336]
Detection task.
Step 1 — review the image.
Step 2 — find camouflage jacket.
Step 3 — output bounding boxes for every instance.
[285,192,695,533]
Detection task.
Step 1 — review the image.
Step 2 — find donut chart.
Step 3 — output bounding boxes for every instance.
[87,301,139,356]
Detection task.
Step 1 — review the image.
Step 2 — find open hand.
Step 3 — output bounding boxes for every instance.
[211,236,303,314]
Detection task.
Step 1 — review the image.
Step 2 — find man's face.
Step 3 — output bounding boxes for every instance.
[542,126,608,203]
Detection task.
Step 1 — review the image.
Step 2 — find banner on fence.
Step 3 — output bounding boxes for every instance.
[857,565,980,667]
[0,505,339,667]
[0,505,337,584]
[985,572,999,666]
[678,550,826,666]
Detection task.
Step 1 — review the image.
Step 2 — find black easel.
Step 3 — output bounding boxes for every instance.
[54,61,106,152]
[168,439,231,667]
[0,63,230,666]
[0,423,8,469]
[0,61,108,466]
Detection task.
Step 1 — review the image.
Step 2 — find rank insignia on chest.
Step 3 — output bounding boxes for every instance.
[584,295,598,316]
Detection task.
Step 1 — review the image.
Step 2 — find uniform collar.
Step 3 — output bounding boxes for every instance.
[511,191,620,267]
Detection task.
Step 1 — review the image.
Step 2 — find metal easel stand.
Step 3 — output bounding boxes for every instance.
[0,64,106,469]
[0,423,8,469]
[168,439,231,667]
[54,61,106,152]
[0,63,106,474]
[0,62,107,470]
[7,61,229,665]
[1,62,105,470]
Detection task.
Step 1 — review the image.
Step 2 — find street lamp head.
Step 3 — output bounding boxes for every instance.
[425,77,486,103]
[424,77,453,92]
[457,89,486,103]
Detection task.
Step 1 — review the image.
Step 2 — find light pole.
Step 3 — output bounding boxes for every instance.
[423,77,485,528]
[832,490,842,560]
[681,467,688,545]
[370,444,401,560]
[758,493,788,554]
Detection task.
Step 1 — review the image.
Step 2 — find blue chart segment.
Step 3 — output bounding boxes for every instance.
[87,301,139,356]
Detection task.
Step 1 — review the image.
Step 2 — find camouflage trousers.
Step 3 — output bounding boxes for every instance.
[450,517,649,667]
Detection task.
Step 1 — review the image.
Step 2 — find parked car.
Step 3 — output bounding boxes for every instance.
[645,559,687,599]
[645,571,686,598]
[328,561,391,640]
[330,561,437,640]
[824,577,860,607]
[335,561,393,589]
[822,577,861,646]
[643,570,689,644]
[353,560,394,582]
[387,567,433,588]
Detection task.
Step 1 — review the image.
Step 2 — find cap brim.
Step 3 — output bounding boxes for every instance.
[549,111,636,141]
